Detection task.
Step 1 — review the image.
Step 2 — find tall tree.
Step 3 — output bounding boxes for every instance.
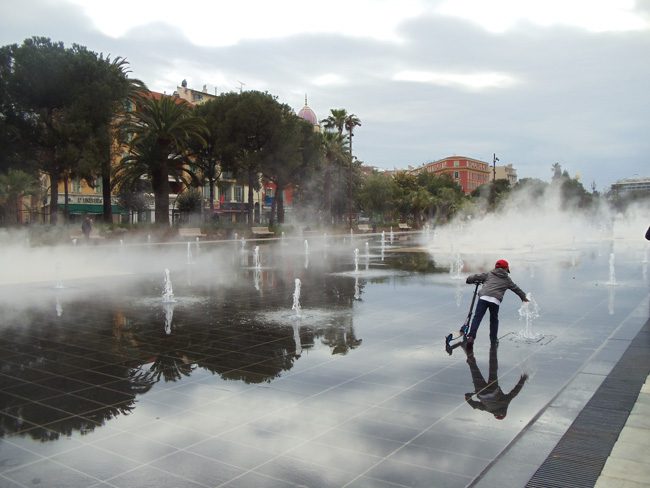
[344,113,361,228]
[262,109,320,224]
[4,38,77,224]
[1,38,144,224]
[321,109,347,136]
[319,131,347,223]
[118,94,206,225]
[82,55,145,223]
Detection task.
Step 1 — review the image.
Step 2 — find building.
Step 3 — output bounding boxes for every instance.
[410,156,491,194]
[174,79,218,105]
[610,177,650,195]
[297,95,320,132]
[495,164,518,186]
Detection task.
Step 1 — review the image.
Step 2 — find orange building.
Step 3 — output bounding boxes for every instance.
[412,156,491,194]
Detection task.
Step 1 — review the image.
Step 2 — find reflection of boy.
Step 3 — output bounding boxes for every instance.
[465,259,528,346]
[465,345,528,419]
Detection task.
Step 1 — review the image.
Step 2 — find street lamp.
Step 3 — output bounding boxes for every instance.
[493,153,499,182]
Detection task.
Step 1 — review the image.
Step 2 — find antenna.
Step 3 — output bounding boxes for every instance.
[236,80,246,93]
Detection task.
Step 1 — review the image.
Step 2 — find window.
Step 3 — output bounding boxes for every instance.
[454,171,459,179]
[234,185,244,202]
[221,184,232,202]
[453,161,460,167]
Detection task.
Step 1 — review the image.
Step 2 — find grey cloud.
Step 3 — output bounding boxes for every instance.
[1,0,648,188]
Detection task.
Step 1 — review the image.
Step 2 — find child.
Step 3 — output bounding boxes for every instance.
[465,259,528,347]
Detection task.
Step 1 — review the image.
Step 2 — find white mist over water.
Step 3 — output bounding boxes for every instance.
[449,252,464,279]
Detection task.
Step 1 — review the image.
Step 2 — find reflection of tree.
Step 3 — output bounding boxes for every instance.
[132,355,195,384]
[384,253,440,273]
[0,268,364,439]
[0,302,154,441]
[317,314,362,355]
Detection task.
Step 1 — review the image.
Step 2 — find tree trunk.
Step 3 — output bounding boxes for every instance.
[276,182,285,224]
[102,161,113,224]
[209,177,215,213]
[247,169,255,226]
[152,162,170,226]
[269,194,276,227]
[63,173,69,224]
[49,167,59,225]
[323,162,332,223]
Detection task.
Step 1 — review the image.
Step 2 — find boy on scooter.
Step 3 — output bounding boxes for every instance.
[465,259,528,348]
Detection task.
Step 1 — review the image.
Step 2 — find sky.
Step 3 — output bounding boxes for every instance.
[1,0,649,191]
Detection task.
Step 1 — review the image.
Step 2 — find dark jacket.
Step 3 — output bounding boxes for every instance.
[466,268,527,302]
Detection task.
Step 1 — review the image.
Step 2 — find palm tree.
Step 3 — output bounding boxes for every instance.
[117,95,206,225]
[321,109,350,224]
[344,113,361,228]
[320,131,347,223]
[99,56,146,223]
[321,109,347,136]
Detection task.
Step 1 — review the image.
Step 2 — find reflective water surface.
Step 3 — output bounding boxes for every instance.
[0,235,647,487]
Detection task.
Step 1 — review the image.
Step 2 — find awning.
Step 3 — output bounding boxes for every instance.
[60,203,127,215]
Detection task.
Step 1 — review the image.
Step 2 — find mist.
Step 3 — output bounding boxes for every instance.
[422,184,649,272]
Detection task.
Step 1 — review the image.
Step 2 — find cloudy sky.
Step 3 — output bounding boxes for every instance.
[2,0,649,190]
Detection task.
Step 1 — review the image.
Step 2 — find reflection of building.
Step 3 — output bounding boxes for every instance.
[410,156,491,194]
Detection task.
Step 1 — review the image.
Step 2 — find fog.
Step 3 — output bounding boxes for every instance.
[422,185,649,272]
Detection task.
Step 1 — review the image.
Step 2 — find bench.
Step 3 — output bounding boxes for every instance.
[178,227,206,239]
[251,226,274,237]
[398,223,412,230]
[357,224,372,232]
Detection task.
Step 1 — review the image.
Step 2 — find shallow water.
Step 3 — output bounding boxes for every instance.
[0,234,647,487]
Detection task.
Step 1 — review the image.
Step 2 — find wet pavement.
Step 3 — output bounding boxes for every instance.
[0,235,648,487]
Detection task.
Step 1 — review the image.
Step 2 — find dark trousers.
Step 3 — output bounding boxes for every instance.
[468,299,500,341]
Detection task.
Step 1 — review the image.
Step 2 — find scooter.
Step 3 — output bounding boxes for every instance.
[445,282,480,355]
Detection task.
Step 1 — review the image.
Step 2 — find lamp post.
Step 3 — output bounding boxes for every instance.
[493,153,499,182]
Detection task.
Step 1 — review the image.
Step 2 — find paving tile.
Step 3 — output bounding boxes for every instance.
[365,458,471,488]
[595,474,650,487]
[108,464,207,488]
[150,450,244,486]
[50,445,140,480]
[3,458,98,488]
[601,457,650,485]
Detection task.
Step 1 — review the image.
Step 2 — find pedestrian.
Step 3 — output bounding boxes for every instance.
[465,259,528,347]
[81,216,92,241]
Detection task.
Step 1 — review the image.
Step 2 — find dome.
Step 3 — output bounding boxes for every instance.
[297,95,318,125]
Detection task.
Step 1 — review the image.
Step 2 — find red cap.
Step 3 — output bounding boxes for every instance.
[495,259,510,272]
